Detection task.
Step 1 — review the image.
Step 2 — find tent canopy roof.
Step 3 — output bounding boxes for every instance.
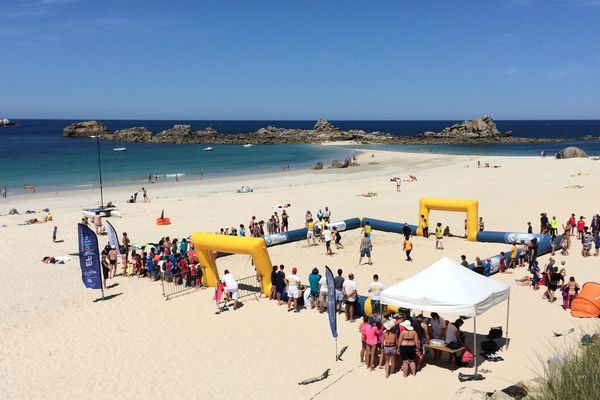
[380,257,510,317]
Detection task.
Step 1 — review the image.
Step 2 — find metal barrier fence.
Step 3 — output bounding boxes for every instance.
[160,265,208,300]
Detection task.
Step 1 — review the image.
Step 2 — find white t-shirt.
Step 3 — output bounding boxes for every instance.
[368,281,384,301]
[343,280,357,302]
[323,229,332,242]
[222,273,238,290]
[445,323,458,344]
[319,276,328,294]
[431,317,446,339]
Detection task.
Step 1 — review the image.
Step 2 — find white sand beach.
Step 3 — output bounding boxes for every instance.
[1,149,599,400]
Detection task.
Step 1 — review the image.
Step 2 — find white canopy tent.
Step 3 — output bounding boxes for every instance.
[380,257,510,374]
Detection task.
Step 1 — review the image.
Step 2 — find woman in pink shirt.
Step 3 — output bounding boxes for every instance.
[366,321,380,371]
[359,316,369,363]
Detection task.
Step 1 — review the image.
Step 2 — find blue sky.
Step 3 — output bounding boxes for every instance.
[1,0,599,119]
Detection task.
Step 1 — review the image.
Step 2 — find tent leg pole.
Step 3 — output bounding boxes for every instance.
[474,317,478,375]
[505,296,510,350]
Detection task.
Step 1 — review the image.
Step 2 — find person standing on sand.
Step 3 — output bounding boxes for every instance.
[269,265,278,300]
[358,233,373,265]
[398,320,420,377]
[142,187,149,202]
[281,210,289,232]
[285,267,301,313]
[1,185,6,198]
[108,245,118,278]
[52,226,58,243]
[343,273,357,322]
[435,223,444,250]
[334,269,345,314]
[368,274,384,315]
[121,232,131,276]
[275,265,285,305]
[420,215,428,238]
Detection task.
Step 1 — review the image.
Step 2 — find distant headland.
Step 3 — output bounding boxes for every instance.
[63,116,562,145]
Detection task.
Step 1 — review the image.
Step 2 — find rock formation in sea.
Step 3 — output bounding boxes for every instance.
[560,146,588,158]
[423,115,512,139]
[63,117,559,145]
[64,120,110,137]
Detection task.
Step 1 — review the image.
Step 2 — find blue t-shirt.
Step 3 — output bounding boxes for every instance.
[308,273,321,294]
[180,241,188,253]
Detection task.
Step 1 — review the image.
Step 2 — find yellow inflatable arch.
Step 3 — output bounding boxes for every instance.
[417,198,479,241]
[191,233,273,297]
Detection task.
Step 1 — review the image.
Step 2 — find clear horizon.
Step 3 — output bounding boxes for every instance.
[2,0,599,120]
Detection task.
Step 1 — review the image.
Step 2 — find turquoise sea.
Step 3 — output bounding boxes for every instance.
[1,119,599,194]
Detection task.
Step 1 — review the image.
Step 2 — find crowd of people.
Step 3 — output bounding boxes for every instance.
[98,232,202,290]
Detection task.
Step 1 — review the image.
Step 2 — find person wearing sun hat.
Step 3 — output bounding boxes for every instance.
[381,319,398,378]
[398,320,420,377]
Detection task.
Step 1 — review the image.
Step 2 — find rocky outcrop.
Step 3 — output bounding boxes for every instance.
[314,119,339,133]
[311,162,324,170]
[560,146,588,158]
[1,118,15,126]
[63,118,562,145]
[64,121,110,137]
[423,115,511,140]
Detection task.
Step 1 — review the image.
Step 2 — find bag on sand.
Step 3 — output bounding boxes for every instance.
[461,347,474,364]
[481,339,499,353]
[487,326,503,340]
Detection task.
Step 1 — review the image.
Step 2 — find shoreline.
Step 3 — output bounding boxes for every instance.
[2,145,596,203]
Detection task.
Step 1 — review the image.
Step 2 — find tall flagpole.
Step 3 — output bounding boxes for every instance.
[92,135,104,210]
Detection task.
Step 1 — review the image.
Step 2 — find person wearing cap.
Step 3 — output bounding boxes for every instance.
[381,320,398,378]
[221,269,240,310]
[398,320,420,377]
[285,267,301,312]
[308,267,321,309]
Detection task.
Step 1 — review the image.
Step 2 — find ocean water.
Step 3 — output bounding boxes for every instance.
[1,119,599,193]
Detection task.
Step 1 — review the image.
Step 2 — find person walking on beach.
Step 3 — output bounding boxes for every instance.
[333,227,344,249]
[435,223,444,250]
[420,215,428,238]
[52,226,58,243]
[142,187,149,202]
[306,219,316,246]
[404,238,413,261]
[323,225,333,255]
[1,185,6,198]
[343,273,357,322]
[358,233,373,265]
